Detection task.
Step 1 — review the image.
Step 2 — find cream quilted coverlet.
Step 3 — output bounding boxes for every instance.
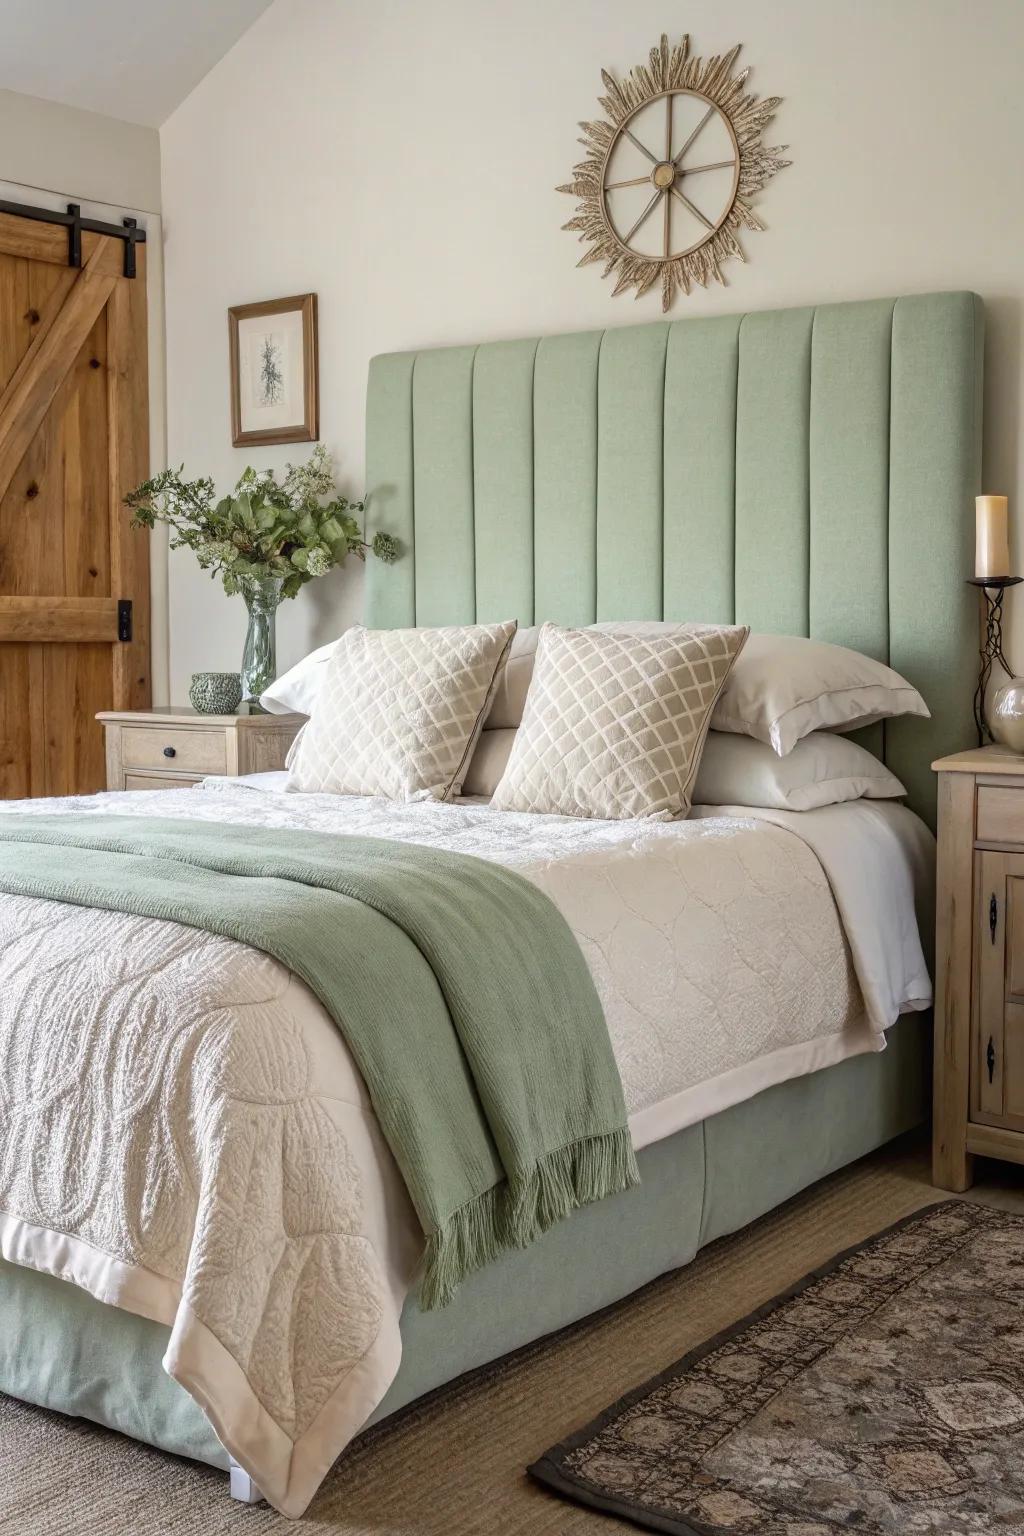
[0,785,929,1516]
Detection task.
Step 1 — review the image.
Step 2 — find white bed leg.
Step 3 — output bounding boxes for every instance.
[229,1458,263,1505]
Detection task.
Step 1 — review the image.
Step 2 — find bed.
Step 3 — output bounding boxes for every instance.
[0,290,982,1516]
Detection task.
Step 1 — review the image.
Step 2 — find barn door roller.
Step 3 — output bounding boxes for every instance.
[0,198,145,278]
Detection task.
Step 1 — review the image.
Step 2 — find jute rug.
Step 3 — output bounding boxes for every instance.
[531,1199,1024,1534]
[1,1142,1021,1535]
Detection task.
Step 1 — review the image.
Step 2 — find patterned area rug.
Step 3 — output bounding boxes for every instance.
[530,1200,1024,1534]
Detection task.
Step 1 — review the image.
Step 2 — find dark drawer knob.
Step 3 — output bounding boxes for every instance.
[163,746,176,759]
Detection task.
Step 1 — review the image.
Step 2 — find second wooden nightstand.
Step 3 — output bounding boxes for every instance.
[933,745,1024,1192]
[97,708,304,793]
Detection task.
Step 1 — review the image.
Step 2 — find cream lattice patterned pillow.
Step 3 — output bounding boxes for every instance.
[287,621,516,801]
[490,622,748,820]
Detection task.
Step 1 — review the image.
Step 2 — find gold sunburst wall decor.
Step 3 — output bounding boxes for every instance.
[558,34,790,311]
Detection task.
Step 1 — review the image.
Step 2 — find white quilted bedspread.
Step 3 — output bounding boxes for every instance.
[0,783,932,1517]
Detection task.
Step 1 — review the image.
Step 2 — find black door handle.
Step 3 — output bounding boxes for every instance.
[163,746,176,759]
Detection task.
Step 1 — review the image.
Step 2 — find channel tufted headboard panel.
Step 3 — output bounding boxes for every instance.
[364,292,984,826]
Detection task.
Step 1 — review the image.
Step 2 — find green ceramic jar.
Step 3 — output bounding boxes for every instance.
[189,671,243,715]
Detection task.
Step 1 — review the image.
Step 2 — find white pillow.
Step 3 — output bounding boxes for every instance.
[486,625,542,729]
[260,639,339,716]
[693,730,906,811]
[713,634,929,756]
[286,622,516,801]
[462,727,517,798]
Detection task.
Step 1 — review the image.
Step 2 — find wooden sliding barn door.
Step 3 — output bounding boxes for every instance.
[0,209,150,798]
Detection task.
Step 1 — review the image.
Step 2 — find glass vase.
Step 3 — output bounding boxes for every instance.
[991,677,1024,754]
[240,576,284,710]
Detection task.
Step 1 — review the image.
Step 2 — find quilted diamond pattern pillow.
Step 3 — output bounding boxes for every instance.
[287,621,516,801]
[490,622,748,820]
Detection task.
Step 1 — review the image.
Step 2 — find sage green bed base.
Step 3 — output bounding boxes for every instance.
[364,292,984,826]
[0,1017,927,1471]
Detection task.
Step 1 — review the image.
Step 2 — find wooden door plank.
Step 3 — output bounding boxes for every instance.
[42,642,108,794]
[0,213,122,274]
[107,249,150,709]
[0,646,34,798]
[0,262,86,456]
[0,342,65,595]
[63,307,110,595]
[0,260,77,405]
[0,253,70,402]
[0,307,111,598]
[0,243,118,503]
[0,255,31,395]
[27,646,45,796]
[0,595,119,642]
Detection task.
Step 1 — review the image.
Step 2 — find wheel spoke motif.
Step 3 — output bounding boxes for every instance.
[669,183,715,232]
[672,105,715,167]
[622,188,665,246]
[621,127,658,165]
[663,94,672,257]
[679,159,736,177]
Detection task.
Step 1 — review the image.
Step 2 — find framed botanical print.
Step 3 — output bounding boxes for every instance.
[228,292,319,447]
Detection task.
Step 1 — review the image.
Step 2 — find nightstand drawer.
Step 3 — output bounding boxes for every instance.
[121,726,228,776]
[976,785,1024,845]
[123,773,202,792]
[98,709,303,793]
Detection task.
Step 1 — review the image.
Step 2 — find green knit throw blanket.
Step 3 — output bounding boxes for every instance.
[0,815,638,1307]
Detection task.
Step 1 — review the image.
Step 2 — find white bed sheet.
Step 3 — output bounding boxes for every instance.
[34,774,932,1148]
[210,777,935,1145]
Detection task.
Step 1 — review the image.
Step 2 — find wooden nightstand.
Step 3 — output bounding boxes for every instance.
[934,745,1024,1190]
[97,708,304,793]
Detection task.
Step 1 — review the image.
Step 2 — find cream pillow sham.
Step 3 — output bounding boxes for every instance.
[462,727,517,798]
[287,621,516,801]
[712,633,929,755]
[490,622,748,821]
[692,730,906,811]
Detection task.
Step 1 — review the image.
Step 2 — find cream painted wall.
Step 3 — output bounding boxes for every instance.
[160,0,1024,700]
[0,91,170,701]
[0,88,160,212]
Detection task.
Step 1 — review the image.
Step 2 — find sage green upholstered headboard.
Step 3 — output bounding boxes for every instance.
[364,292,984,826]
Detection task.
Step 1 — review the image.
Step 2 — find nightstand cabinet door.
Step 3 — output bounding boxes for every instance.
[975,850,1024,1125]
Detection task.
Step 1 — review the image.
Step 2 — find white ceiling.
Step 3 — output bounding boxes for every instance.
[0,0,274,127]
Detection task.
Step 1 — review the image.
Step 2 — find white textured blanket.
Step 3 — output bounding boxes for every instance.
[0,785,931,1516]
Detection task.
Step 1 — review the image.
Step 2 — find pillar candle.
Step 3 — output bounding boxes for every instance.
[976,495,1011,579]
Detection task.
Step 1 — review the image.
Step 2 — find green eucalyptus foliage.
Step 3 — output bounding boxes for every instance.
[125,444,398,600]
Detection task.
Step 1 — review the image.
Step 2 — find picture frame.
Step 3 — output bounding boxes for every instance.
[228,292,319,447]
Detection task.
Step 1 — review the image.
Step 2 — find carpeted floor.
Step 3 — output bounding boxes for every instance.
[2,1138,1022,1536]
